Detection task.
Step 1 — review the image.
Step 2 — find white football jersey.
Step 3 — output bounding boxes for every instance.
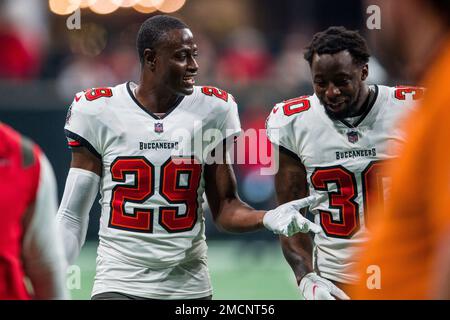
[65,82,241,298]
[266,85,423,284]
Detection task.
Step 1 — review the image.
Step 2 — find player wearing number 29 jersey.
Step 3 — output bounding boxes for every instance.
[64,82,239,298]
[57,15,318,300]
[266,84,421,284]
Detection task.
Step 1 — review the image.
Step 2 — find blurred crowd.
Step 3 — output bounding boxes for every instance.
[0,2,316,96]
[1,0,389,90]
[0,0,387,208]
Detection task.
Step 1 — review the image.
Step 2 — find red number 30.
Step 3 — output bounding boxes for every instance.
[394,86,424,100]
[311,161,387,238]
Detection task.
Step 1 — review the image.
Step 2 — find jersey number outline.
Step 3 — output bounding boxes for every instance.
[109,156,202,233]
[84,88,113,101]
[281,96,311,116]
[311,161,387,238]
[394,86,424,101]
[201,86,229,102]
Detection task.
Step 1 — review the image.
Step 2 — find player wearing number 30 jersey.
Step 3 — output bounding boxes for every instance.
[266,27,423,299]
[57,15,319,300]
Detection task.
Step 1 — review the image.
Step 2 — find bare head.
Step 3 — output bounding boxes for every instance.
[136,15,199,96]
[305,27,370,120]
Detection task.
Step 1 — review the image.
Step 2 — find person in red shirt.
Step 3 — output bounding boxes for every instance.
[0,122,67,299]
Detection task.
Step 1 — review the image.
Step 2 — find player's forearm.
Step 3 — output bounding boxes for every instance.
[280,235,314,284]
[214,198,265,232]
[56,168,99,264]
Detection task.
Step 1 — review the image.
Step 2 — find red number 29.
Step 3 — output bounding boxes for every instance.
[201,86,229,102]
[109,157,202,233]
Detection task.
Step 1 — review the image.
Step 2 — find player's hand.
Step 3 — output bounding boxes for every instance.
[263,195,322,236]
[299,272,350,300]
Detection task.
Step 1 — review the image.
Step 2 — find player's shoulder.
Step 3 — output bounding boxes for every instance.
[68,83,124,116]
[266,94,315,129]
[193,85,237,111]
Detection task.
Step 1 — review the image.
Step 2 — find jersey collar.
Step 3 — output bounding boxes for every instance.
[126,81,185,120]
[338,85,379,129]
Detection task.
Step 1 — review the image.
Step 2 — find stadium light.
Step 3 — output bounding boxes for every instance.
[79,0,96,8]
[50,0,186,15]
[89,0,120,14]
[138,0,165,9]
[132,4,158,13]
[132,0,163,13]
[158,0,186,13]
[112,0,140,7]
[49,0,81,15]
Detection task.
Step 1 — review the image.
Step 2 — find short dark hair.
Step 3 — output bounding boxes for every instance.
[136,15,188,64]
[304,26,370,67]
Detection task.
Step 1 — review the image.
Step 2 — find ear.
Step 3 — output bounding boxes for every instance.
[361,64,369,81]
[143,48,156,70]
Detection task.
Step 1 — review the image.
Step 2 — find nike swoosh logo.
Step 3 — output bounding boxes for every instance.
[273,107,279,114]
[74,94,81,102]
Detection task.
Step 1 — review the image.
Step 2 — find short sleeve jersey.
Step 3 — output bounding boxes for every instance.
[65,82,240,271]
[266,85,423,283]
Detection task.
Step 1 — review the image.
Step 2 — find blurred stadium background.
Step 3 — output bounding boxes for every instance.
[0,0,398,299]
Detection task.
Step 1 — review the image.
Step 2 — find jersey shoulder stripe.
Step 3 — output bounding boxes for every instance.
[64,129,101,159]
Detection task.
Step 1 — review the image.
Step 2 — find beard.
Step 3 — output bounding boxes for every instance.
[323,90,361,121]
[324,103,355,120]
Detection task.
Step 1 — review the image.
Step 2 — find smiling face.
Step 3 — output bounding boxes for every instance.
[311,50,368,120]
[148,28,199,96]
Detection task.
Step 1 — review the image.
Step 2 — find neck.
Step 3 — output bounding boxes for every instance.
[134,73,179,114]
[350,85,370,117]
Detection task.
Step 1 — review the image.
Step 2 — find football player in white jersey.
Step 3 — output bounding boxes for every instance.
[266,27,423,300]
[56,15,320,300]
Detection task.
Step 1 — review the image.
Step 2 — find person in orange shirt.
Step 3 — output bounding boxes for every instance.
[352,0,450,299]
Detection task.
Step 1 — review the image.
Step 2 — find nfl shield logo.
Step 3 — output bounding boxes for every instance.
[347,131,359,143]
[154,123,164,133]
